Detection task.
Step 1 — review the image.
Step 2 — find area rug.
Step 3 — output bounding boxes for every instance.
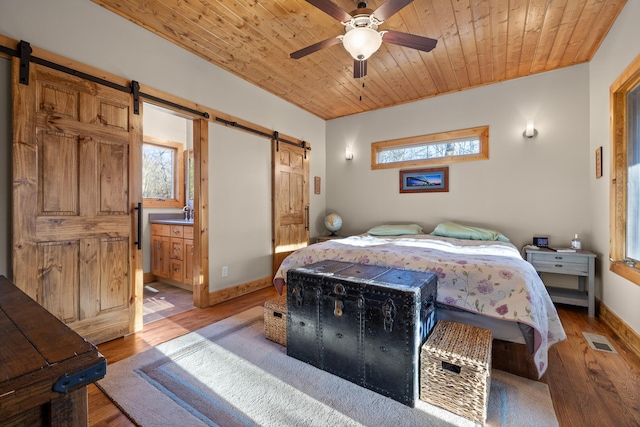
[97,307,558,426]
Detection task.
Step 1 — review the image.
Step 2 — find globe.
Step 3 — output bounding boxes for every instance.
[324,213,343,236]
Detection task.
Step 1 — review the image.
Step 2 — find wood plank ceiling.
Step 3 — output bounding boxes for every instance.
[92,0,626,120]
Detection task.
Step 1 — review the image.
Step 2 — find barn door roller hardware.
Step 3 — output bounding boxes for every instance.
[131,81,141,115]
[5,39,208,118]
[18,40,31,85]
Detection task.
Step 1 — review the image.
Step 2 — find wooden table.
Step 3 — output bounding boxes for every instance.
[0,276,106,426]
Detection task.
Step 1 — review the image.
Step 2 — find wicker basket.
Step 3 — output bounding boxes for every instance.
[264,294,287,346]
[420,321,492,425]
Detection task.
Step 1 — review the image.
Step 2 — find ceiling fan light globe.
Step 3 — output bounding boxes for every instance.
[342,27,382,61]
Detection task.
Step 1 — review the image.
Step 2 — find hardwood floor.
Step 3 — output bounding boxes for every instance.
[88,289,640,427]
[142,281,195,325]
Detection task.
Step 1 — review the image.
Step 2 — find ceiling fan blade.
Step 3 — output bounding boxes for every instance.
[382,30,437,52]
[306,0,352,22]
[290,36,342,59]
[372,0,413,21]
[353,59,367,78]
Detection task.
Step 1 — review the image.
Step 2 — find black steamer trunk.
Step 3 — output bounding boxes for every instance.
[286,260,437,406]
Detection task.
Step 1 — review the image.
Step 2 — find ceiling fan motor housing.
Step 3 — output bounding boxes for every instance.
[291,0,438,78]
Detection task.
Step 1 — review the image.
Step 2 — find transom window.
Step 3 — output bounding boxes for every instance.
[142,136,184,208]
[371,126,489,170]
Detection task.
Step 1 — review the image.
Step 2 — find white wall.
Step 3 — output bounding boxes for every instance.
[589,0,640,335]
[209,124,273,287]
[326,64,591,254]
[0,0,326,292]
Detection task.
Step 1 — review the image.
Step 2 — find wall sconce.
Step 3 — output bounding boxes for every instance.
[523,122,538,138]
[345,146,354,160]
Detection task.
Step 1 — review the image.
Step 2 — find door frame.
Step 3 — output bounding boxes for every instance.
[139,98,209,308]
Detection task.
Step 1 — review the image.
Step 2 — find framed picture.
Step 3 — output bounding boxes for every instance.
[399,167,449,193]
[314,176,321,194]
[595,146,602,179]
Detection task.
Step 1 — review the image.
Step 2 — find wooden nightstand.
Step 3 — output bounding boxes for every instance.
[315,235,344,243]
[525,248,596,317]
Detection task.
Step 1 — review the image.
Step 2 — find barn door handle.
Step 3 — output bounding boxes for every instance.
[134,202,142,250]
[305,205,310,231]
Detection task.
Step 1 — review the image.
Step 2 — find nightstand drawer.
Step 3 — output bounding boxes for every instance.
[529,253,589,275]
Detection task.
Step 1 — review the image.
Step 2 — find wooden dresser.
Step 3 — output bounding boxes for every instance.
[0,276,106,426]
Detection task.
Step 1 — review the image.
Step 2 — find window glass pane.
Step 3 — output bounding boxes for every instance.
[378,139,480,163]
[627,84,640,261]
[143,144,175,199]
[371,126,488,170]
[188,155,194,201]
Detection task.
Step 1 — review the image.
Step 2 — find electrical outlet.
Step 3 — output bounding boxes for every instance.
[221,266,228,277]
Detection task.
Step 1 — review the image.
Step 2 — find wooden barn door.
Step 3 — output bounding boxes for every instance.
[272,141,309,276]
[12,60,142,344]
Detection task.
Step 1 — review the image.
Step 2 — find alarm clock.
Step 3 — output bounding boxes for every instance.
[533,237,549,248]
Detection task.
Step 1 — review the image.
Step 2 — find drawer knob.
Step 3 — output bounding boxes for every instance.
[555,264,563,268]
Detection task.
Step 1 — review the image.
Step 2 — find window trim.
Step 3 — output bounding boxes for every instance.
[142,136,185,208]
[610,53,640,285]
[371,126,489,170]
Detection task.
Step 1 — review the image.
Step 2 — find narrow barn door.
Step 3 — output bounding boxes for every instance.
[272,141,310,276]
[12,60,142,344]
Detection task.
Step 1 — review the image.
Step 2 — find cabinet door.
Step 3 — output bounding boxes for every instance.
[171,238,184,260]
[170,260,184,282]
[184,239,194,284]
[151,235,170,278]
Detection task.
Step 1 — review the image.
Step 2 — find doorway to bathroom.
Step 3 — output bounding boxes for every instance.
[142,102,205,316]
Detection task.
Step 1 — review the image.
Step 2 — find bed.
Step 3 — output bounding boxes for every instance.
[273,223,567,378]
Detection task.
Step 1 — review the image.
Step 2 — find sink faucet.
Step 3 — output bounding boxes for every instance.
[183,205,193,222]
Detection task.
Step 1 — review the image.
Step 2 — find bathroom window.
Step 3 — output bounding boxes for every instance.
[142,136,184,208]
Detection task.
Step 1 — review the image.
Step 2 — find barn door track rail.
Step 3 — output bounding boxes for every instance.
[1,40,209,119]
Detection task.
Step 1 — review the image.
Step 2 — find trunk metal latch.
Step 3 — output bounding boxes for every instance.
[293,286,303,307]
[382,298,396,332]
[334,299,343,317]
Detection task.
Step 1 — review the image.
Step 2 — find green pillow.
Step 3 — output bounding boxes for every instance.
[430,222,510,242]
[367,224,424,236]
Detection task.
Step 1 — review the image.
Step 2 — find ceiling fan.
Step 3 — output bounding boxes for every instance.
[290,0,438,78]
